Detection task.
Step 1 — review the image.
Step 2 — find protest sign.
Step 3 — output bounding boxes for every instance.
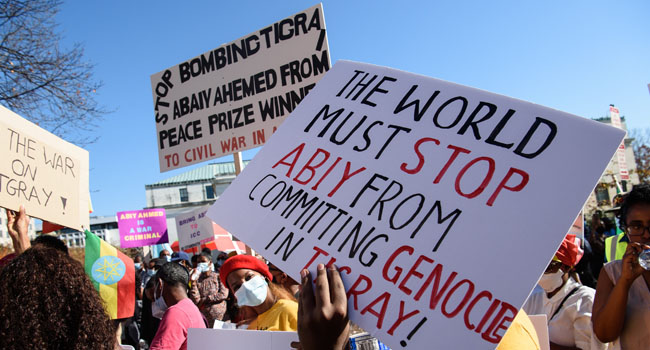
[151,4,330,172]
[188,329,297,350]
[528,315,550,350]
[207,60,625,349]
[608,105,630,180]
[0,105,90,229]
[118,208,169,248]
[568,212,584,242]
[175,206,214,250]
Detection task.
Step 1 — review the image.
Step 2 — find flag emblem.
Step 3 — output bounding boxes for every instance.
[91,256,126,285]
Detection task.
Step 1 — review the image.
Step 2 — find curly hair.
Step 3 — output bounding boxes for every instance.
[617,183,650,231]
[0,247,116,350]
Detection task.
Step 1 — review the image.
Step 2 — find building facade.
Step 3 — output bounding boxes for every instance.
[145,161,248,211]
[0,210,36,247]
[57,215,120,248]
[47,161,247,249]
[144,160,248,245]
[585,114,640,215]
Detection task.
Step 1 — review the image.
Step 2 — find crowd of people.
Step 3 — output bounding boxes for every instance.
[0,183,649,349]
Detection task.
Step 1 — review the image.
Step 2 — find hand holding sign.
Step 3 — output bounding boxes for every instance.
[6,205,31,254]
[292,264,350,350]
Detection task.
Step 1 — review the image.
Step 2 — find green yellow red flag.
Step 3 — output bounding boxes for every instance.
[84,230,135,319]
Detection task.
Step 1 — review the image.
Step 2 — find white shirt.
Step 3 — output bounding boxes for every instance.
[603,260,650,350]
[523,277,608,350]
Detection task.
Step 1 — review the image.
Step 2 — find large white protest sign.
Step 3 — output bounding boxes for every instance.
[151,4,330,172]
[207,61,624,349]
[0,105,90,229]
[176,206,214,250]
[188,329,297,350]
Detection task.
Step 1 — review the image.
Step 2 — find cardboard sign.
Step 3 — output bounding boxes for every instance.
[0,105,90,229]
[176,206,214,250]
[118,208,169,248]
[207,61,624,349]
[151,4,330,172]
[188,329,297,350]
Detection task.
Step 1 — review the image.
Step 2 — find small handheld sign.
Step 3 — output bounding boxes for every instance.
[176,206,214,250]
[118,208,169,248]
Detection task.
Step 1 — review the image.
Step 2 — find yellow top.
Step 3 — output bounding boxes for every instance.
[248,299,298,331]
[496,309,540,350]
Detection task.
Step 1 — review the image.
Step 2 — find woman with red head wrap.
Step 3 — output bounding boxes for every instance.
[220,254,298,331]
[523,234,608,349]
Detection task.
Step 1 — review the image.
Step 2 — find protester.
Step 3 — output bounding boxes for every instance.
[220,254,298,331]
[524,234,607,349]
[0,246,116,349]
[171,251,193,270]
[34,234,69,253]
[215,250,228,271]
[159,249,172,262]
[592,184,650,349]
[189,252,230,326]
[134,254,144,274]
[142,257,165,290]
[191,254,200,269]
[141,277,161,347]
[269,262,300,298]
[150,262,206,350]
[588,214,610,279]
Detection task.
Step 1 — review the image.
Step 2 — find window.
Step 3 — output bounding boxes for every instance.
[206,185,215,199]
[179,188,189,202]
[595,183,610,205]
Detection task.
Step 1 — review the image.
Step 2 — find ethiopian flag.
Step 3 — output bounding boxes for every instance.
[84,230,135,319]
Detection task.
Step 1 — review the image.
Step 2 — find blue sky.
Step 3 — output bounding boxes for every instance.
[55,1,650,217]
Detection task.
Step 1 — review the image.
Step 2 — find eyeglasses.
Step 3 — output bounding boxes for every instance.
[626,223,650,236]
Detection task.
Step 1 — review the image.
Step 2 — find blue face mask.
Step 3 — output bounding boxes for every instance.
[164,256,171,262]
[234,275,268,307]
[134,263,142,270]
[147,269,156,277]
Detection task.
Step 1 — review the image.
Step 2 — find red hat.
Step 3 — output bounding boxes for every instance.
[219,254,272,288]
[555,234,584,267]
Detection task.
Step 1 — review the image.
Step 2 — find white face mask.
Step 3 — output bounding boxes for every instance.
[152,281,168,319]
[197,262,212,273]
[538,269,565,293]
[234,275,268,307]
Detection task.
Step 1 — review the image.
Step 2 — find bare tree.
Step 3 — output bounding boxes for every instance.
[0,0,107,144]
[630,128,650,184]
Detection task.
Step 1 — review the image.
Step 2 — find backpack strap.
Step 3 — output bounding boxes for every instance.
[550,286,581,322]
